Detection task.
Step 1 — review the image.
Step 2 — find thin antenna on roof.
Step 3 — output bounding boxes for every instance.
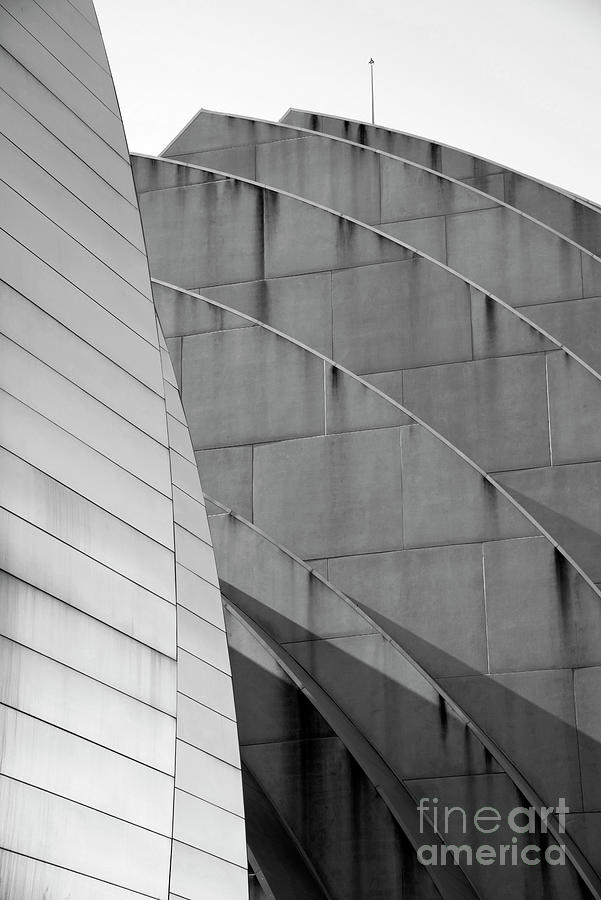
[368,58,375,124]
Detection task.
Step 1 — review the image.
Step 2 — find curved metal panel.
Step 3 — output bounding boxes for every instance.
[0,4,246,898]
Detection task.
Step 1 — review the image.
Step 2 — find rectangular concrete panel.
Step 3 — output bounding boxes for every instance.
[442,669,582,809]
[332,257,473,374]
[441,145,503,179]
[380,216,447,262]
[380,157,498,222]
[202,272,333,357]
[403,353,551,472]
[166,112,293,155]
[172,146,257,180]
[153,282,250,339]
[497,461,601,582]
[582,250,601,298]
[139,180,264,288]
[446,206,583,305]
[470,288,553,359]
[264,193,411,279]
[256,135,381,224]
[400,425,536,548]
[209,513,371,643]
[504,173,601,257]
[195,445,253,520]
[253,429,403,559]
[286,633,493,779]
[182,327,325,449]
[133,155,227,193]
[547,350,601,464]
[484,536,601,671]
[328,543,487,676]
[462,172,505,200]
[325,363,410,434]
[522,296,601,373]
[362,370,404,404]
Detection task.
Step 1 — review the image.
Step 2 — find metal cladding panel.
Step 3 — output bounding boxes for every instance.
[0,3,245,898]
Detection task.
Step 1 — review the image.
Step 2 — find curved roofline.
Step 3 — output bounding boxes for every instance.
[281,107,601,213]
[137,152,601,391]
[163,108,601,269]
[154,277,601,608]
[209,494,601,899]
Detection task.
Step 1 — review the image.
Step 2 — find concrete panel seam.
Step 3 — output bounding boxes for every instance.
[157,281,601,602]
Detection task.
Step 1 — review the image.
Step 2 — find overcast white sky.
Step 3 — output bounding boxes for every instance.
[95,0,601,203]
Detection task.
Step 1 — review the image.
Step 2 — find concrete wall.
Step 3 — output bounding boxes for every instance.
[159,111,601,376]
[145,107,601,897]
[282,109,601,258]
[213,504,590,897]
[150,283,601,895]
[138,157,601,589]
[0,6,245,899]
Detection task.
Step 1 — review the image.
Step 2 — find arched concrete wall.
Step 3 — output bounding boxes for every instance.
[135,155,601,586]
[226,603,458,900]
[281,109,601,258]
[160,110,601,377]
[211,499,597,897]
[0,4,245,898]
[150,281,601,892]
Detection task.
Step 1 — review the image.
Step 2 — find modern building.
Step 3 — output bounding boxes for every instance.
[0,3,245,898]
[3,3,601,900]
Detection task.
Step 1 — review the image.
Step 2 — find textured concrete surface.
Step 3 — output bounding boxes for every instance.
[137,106,601,898]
